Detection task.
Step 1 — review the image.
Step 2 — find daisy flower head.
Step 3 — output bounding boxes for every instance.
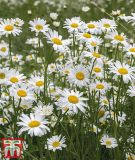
[46,29,70,52]
[0,41,9,57]
[0,68,9,85]
[35,104,53,116]
[109,61,135,83]
[9,83,34,100]
[57,89,88,113]
[29,18,49,36]
[20,99,33,110]
[14,18,24,27]
[17,112,50,137]
[7,69,26,85]
[47,135,66,152]
[86,36,103,49]
[127,86,135,97]
[28,75,44,92]
[83,47,103,64]
[48,63,57,74]
[67,65,89,87]
[90,81,110,94]
[64,17,83,33]
[91,63,104,78]
[106,31,127,45]
[99,18,117,33]
[0,18,22,37]
[90,125,101,134]
[85,21,101,35]
[124,43,135,57]
[77,32,93,43]
[100,134,118,148]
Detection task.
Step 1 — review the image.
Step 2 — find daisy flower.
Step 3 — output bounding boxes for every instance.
[77,32,93,43]
[46,29,70,52]
[124,43,135,56]
[109,61,135,83]
[85,21,101,34]
[91,63,104,78]
[99,18,117,33]
[127,86,135,97]
[0,68,9,85]
[64,17,83,33]
[0,41,9,57]
[106,31,127,45]
[48,63,57,74]
[7,69,26,85]
[14,18,24,27]
[68,65,89,87]
[86,37,103,48]
[17,112,50,137]
[0,18,22,36]
[29,18,49,35]
[28,75,44,92]
[100,134,118,148]
[47,135,66,152]
[9,83,34,100]
[83,47,103,64]
[90,81,110,94]
[56,89,88,113]
[35,104,53,116]
[99,96,112,107]
[90,125,101,134]
[20,100,33,110]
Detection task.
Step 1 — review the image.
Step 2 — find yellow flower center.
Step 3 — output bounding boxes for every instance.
[93,67,101,73]
[36,80,44,87]
[71,23,79,28]
[68,95,79,104]
[118,68,128,75]
[87,23,95,28]
[28,120,41,128]
[103,23,111,28]
[0,72,5,79]
[35,24,43,30]
[10,77,19,83]
[96,83,105,89]
[105,139,112,146]
[98,109,105,117]
[129,48,135,52]
[1,47,7,52]
[17,90,27,97]
[52,141,60,148]
[103,99,109,105]
[127,156,135,160]
[114,35,124,41]
[83,33,92,38]
[91,42,97,47]
[51,38,62,45]
[92,52,101,58]
[76,72,85,80]
[4,25,14,31]
[2,118,7,123]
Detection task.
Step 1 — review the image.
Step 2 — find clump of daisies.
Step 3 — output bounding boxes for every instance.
[0,13,135,160]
